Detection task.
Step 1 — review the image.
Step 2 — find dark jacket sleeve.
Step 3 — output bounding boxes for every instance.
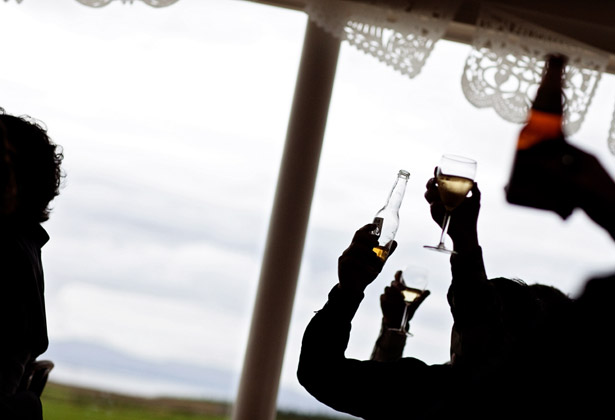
[0,222,48,420]
[447,246,496,326]
[297,285,450,420]
[0,235,33,395]
[370,320,407,362]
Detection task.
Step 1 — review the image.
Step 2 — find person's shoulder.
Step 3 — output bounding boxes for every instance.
[0,217,49,246]
[0,219,47,273]
[575,272,615,324]
[578,272,615,300]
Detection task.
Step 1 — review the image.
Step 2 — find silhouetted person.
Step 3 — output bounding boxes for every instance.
[370,274,430,362]
[0,109,63,419]
[509,140,615,419]
[298,180,573,420]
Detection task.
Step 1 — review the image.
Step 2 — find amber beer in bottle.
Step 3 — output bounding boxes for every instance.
[372,169,410,261]
[505,54,575,219]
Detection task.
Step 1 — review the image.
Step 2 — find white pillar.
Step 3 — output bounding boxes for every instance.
[231,17,341,420]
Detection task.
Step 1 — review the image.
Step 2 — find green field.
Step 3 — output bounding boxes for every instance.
[41,382,341,420]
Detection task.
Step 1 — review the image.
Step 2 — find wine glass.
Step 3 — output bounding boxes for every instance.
[424,154,477,254]
[388,265,428,336]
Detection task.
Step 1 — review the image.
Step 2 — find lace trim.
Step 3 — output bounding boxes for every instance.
[75,0,180,6]
[461,4,609,136]
[6,0,615,155]
[608,104,615,155]
[306,0,460,79]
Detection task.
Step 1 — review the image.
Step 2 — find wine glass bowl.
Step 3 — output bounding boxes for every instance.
[424,154,477,254]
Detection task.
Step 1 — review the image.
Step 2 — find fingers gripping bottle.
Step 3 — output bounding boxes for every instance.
[372,170,410,261]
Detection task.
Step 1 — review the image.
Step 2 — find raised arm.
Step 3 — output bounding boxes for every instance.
[297,224,440,419]
[573,147,615,240]
[370,273,430,362]
[424,175,498,366]
[424,175,487,283]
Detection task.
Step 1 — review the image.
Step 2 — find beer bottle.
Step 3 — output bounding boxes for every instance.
[505,53,576,219]
[372,169,410,261]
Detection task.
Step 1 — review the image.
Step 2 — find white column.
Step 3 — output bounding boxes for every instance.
[231,17,341,420]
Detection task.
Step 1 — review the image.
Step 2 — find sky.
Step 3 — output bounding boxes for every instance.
[1,0,615,416]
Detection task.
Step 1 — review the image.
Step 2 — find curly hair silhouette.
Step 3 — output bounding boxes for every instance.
[1,109,64,222]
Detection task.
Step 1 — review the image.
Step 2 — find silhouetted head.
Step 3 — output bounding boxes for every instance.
[0,109,64,222]
[449,277,572,368]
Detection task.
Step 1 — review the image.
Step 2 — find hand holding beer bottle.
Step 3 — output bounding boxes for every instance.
[505,53,615,237]
[372,170,410,261]
[338,224,398,294]
[338,170,408,294]
[506,54,574,218]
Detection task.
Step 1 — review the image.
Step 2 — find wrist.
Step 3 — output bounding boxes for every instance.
[452,235,479,253]
[383,316,403,330]
[337,282,366,298]
[579,194,615,240]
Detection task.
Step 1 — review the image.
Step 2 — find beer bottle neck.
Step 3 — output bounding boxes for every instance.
[531,55,565,114]
[384,177,408,211]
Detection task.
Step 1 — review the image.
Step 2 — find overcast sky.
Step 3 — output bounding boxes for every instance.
[1,0,615,415]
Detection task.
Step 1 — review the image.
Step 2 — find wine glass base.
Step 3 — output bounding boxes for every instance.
[423,245,457,255]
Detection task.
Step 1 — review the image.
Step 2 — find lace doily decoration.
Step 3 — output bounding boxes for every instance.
[306,0,460,79]
[462,4,608,136]
[75,0,180,7]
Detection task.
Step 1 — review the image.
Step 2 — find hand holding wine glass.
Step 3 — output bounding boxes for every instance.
[425,174,481,252]
[386,266,430,336]
[424,154,477,254]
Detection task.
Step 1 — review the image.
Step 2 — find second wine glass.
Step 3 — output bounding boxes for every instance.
[389,265,428,336]
[424,154,477,254]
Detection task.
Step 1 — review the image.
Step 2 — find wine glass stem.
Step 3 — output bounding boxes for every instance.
[438,211,452,248]
[400,304,410,330]
[401,303,414,336]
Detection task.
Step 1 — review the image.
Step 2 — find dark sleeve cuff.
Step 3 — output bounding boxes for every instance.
[370,320,407,362]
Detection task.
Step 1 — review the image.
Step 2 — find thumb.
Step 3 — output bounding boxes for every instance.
[416,289,430,305]
[388,240,398,257]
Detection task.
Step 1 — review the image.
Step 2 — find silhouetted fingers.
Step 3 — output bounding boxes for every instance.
[416,289,431,305]
[388,240,398,258]
[405,289,431,320]
[340,225,383,268]
[352,223,380,243]
[381,284,405,308]
[343,224,380,256]
[424,177,440,204]
[467,182,481,201]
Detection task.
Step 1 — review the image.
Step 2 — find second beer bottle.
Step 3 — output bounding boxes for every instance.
[372,169,410,261]
[505,53,576,219]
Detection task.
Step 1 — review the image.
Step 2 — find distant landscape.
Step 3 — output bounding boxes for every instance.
[41,382,344,420]
[44,339,333,414]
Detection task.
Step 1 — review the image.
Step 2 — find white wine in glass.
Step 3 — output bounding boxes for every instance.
[424,154,477,254]
[436,174,474,211]
[400,287,424,303]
